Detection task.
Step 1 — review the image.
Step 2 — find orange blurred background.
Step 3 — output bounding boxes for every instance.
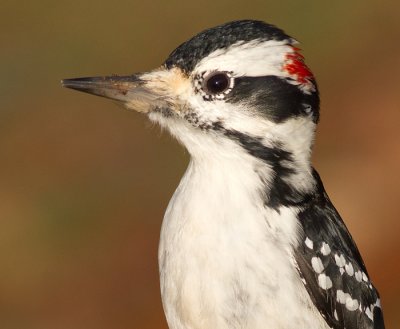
[0,1,399,328]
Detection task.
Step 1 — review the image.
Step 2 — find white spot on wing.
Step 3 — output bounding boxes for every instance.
[365,306,374,321]
[334,309,338,321]
[311,257,324,274]
[337,290,351,304]
[355,271,363,282]
[345,262,354,276]
[318,273,332,290]
[339,268,345,275]
[334,254,346,267]
[337,290,344,303]
[305,237,313,249]
[320,242,331,256]
[345,298,359,311]
[362,272,369,282]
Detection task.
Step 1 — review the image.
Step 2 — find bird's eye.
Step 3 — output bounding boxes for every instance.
[203,72,232,95]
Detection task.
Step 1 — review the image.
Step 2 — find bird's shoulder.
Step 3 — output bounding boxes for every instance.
[293,169,384,329]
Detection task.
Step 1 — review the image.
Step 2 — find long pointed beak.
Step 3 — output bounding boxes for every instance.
[62,72,172,113]
[62,75,142,102]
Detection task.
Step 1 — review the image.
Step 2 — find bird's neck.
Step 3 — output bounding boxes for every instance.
[156,114,317,208]
[158,121,319,329]
[184,131,316,207]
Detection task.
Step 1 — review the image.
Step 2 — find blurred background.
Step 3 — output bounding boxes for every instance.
[1,1,399,328]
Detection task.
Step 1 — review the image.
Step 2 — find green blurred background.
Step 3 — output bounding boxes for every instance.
[1,1,399,328]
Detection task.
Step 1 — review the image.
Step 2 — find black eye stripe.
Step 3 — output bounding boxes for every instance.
[226,76,319,123]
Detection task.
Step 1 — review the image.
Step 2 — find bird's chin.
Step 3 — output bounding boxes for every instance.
[152,107,179,117]
[148,109,177,124]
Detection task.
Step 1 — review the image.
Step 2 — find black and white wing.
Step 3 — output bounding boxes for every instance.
[294,170,385,329]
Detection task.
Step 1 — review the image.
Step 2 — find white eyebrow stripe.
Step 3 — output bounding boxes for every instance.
[194,39,294,78]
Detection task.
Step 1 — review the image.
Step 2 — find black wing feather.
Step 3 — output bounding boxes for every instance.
[294,169,385,329]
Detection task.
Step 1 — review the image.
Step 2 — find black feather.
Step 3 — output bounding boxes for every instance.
[165,20,291,73]
[227,76,320,123]
[294,169,385,329]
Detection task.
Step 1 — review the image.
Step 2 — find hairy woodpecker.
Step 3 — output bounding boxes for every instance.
[62,20,385,329]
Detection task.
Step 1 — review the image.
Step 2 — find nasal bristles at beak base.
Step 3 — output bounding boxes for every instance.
[62,68,188,114]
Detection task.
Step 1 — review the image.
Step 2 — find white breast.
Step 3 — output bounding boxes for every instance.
[157,140,328,329]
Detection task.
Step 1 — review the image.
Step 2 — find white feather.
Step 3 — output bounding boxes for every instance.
[195,40,293,79]
[151,117,329,329]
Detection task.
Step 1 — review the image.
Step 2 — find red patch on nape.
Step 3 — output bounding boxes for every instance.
[283,46,314,84]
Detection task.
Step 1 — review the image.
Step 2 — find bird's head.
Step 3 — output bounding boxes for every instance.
[63,20,319,181]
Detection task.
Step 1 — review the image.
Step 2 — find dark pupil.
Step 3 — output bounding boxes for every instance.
[206,73,229,94]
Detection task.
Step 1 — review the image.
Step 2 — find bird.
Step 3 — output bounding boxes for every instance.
[62,20,385,329]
